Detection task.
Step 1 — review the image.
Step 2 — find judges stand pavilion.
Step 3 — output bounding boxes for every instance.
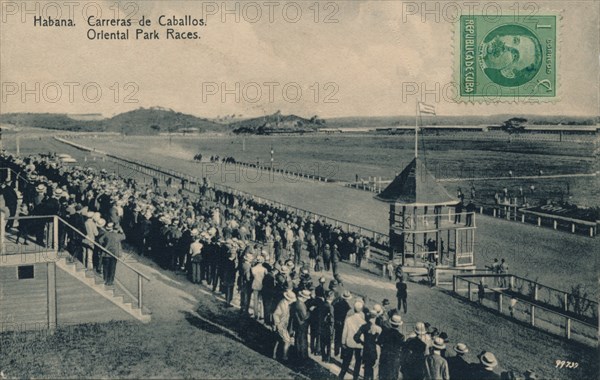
[375,156,477,272]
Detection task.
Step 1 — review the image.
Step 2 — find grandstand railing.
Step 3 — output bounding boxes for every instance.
[453,274,598,346]
[0,167,33,193]
[0,214,150,312]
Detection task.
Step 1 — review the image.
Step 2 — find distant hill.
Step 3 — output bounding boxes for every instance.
[0,107,227,135]
[229,112,324,134]
[107,107,223,135]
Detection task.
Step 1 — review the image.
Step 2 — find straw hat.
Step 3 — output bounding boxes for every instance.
[106,222,114,231]
[96,218,106,228]
[432,337,446,350]
[298,289,311,300]
[454,343,469,354]
[342,291,352,300]
[390,314,403,327]
[283,290,297,302]
[479,351,498,368]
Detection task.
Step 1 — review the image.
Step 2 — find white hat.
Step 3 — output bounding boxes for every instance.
[283,290,297,302]
[390,314,403,327]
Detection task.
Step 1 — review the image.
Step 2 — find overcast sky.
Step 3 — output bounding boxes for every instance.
[1,0,598,118]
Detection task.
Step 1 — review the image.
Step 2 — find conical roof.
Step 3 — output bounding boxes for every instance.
[375,157,458,206]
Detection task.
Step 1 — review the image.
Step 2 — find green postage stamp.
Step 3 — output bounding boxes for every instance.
[456,15,557,101]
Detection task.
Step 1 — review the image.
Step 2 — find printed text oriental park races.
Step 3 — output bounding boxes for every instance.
[33,15,206,40]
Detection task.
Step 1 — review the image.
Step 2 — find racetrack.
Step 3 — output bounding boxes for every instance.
[17,133,597,296]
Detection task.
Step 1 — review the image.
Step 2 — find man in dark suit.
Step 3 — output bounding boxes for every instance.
[448,343,471,380]
[1,180,18,231]
[319,291,335,362]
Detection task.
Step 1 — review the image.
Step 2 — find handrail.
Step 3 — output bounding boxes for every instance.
[456,273,598,306]
[1,213,150,281]
[519,209,598,226]
[56,216,151,281]
[454,275,598,329]
[0,166,33,186]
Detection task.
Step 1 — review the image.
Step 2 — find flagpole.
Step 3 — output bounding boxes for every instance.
[415,101,419,158]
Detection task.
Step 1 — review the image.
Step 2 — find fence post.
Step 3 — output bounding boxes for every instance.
[553,220,557,230]
[521,214,525,223]
[467,282,472,301]
[571,223,575,233]
[564,293,568,312]
[498,293,503,313]
[537,217,541,226]
[453,276,456,293]
[0,211,4,254]
[565,317,571,339]
[530,304,535,326]
[53,216,59,254]
[138,275,143,310]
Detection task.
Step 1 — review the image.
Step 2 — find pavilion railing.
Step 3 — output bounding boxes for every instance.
[0,214,150,313]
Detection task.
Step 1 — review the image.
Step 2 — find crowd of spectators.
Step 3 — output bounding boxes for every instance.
[0,152,538,380]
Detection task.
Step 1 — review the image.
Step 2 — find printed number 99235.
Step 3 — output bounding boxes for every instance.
[555,360,579,369]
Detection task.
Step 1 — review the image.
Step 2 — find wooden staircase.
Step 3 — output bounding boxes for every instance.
[55,257,151,323]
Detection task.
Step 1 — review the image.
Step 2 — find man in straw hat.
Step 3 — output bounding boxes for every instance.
[272,289,296,361]
[98,222,121,286]
[473,351,501,380]
[353,309,382,380]
[291,289,311,361]
[83,210,98,270]
[251,255,268,320]
[189,229,203,284]
[338,300,365,380]
[448,343,470,380]
[378,314,406,380]
[333,290,353,357]
[424,337,450,380]
[404,321,429,379]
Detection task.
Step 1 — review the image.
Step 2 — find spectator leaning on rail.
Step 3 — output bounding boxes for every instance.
[98,222,121,286]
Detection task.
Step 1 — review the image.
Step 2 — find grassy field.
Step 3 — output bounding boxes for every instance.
[79,133,599,208]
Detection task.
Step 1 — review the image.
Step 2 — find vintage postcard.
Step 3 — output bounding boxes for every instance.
[0,1,598,380]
